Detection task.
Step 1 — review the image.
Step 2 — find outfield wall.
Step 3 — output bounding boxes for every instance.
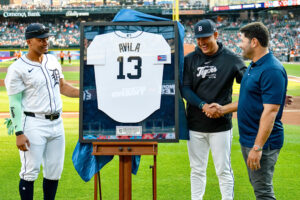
[0,49,80,60]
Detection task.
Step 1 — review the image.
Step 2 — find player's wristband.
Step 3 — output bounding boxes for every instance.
[15,131,24,136]
[198,101,206,110]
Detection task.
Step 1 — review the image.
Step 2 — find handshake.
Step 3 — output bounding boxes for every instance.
[202,103,224,119]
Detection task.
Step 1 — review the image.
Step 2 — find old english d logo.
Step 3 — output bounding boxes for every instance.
[50,69,60,87]
[198,26,202,32]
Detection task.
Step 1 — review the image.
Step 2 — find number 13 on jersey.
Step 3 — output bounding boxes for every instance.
[117,56,142,80]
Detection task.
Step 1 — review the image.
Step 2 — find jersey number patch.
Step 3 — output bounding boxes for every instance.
[117,56,142,79]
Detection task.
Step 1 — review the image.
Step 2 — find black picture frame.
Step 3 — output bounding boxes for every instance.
[79,21,179,143]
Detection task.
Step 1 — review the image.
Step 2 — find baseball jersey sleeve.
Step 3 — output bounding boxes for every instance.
[87,35,106,66]
[5,65,25,95]
[261,69,286,104]
[152,34,171,65]
[58,65,64,79]
[51,55,64,79]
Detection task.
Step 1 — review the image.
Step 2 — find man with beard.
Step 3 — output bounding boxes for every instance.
[212,22,288,200]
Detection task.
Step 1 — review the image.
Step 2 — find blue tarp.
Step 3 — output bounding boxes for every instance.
[72,141,140,182]
[72,9,188,182]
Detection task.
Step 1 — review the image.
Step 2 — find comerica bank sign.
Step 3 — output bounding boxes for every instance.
[3,12,41,18]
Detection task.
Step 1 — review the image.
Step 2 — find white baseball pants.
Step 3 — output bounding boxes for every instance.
[187,129,234,200]
[19,115,65,181]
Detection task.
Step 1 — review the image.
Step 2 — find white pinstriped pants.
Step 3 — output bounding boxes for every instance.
[187,129,234,200]
[19,115,65,181]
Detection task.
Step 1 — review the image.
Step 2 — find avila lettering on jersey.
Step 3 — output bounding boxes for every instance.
[87,31,171,123]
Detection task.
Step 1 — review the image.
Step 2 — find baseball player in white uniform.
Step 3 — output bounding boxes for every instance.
[5,23,79,200]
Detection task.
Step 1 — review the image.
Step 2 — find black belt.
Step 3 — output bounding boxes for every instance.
[24,112,60,121]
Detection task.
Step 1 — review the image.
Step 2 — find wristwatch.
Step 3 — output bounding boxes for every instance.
[253,144,262,152]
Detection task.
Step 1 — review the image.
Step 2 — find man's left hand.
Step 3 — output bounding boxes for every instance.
[247,149,262,171]
[285,95,293,107]
[4,118,15,135]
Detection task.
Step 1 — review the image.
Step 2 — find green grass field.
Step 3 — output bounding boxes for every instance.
[0,59,79,68]
[0,59,299,199]
[0,61,299,112]
[284,63,300,77]
[63,71,80,81]
[0,73,5,79]
[0,88,79,112]
[0,118,300,199]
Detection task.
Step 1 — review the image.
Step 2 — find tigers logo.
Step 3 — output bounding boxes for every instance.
[50,69,60,87]
[198,26,202,32]
[197,66,217,79]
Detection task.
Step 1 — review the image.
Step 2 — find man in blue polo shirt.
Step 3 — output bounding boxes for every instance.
[238,22,287,199]
[210,22,287,199]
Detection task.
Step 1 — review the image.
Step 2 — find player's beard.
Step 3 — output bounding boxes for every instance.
[242,47,254,60]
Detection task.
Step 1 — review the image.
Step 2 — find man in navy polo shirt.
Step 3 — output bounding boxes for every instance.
[238,22,287,199]
[212,22,287,199]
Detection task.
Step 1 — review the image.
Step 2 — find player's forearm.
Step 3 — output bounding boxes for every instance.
[181,85,206,109]
[60,79,79,98]
[254,104,280,148]
[222,101,238,114]
[8,93,23,133]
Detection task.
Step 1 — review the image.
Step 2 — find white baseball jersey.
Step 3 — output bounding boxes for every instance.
[87,31,171,123]
[5,54,63,114]
[5,53,65,181]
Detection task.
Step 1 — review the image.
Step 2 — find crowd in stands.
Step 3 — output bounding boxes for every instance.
[0,15,299,62]
[183,17,300,62]
[0,20,80,48]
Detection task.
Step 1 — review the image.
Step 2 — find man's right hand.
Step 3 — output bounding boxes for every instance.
[285,95,293,107]
[16,134,30,151]
[202,103,223,118]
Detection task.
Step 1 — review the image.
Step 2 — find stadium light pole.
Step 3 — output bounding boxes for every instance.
[172,0,179,21]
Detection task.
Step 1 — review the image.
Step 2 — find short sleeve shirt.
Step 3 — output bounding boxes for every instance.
[5,54,64,114]
[237,52,287,149]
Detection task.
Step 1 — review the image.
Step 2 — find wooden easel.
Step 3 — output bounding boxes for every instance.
[92,142,158,200]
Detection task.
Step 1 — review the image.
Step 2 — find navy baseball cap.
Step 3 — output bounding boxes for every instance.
[25,23,50,39]
[194,19,217,38]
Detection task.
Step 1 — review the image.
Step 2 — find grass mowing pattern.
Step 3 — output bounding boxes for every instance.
[0,60,299,199]
[0,118,300,199]
[0,59,79,68]
[0,89,79,112]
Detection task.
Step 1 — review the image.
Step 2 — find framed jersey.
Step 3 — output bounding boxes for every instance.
[79,21,179,143]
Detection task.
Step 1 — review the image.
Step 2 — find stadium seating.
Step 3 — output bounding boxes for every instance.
[0,13,299,62]
[0,21,80,48]
[184,18,300,62]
